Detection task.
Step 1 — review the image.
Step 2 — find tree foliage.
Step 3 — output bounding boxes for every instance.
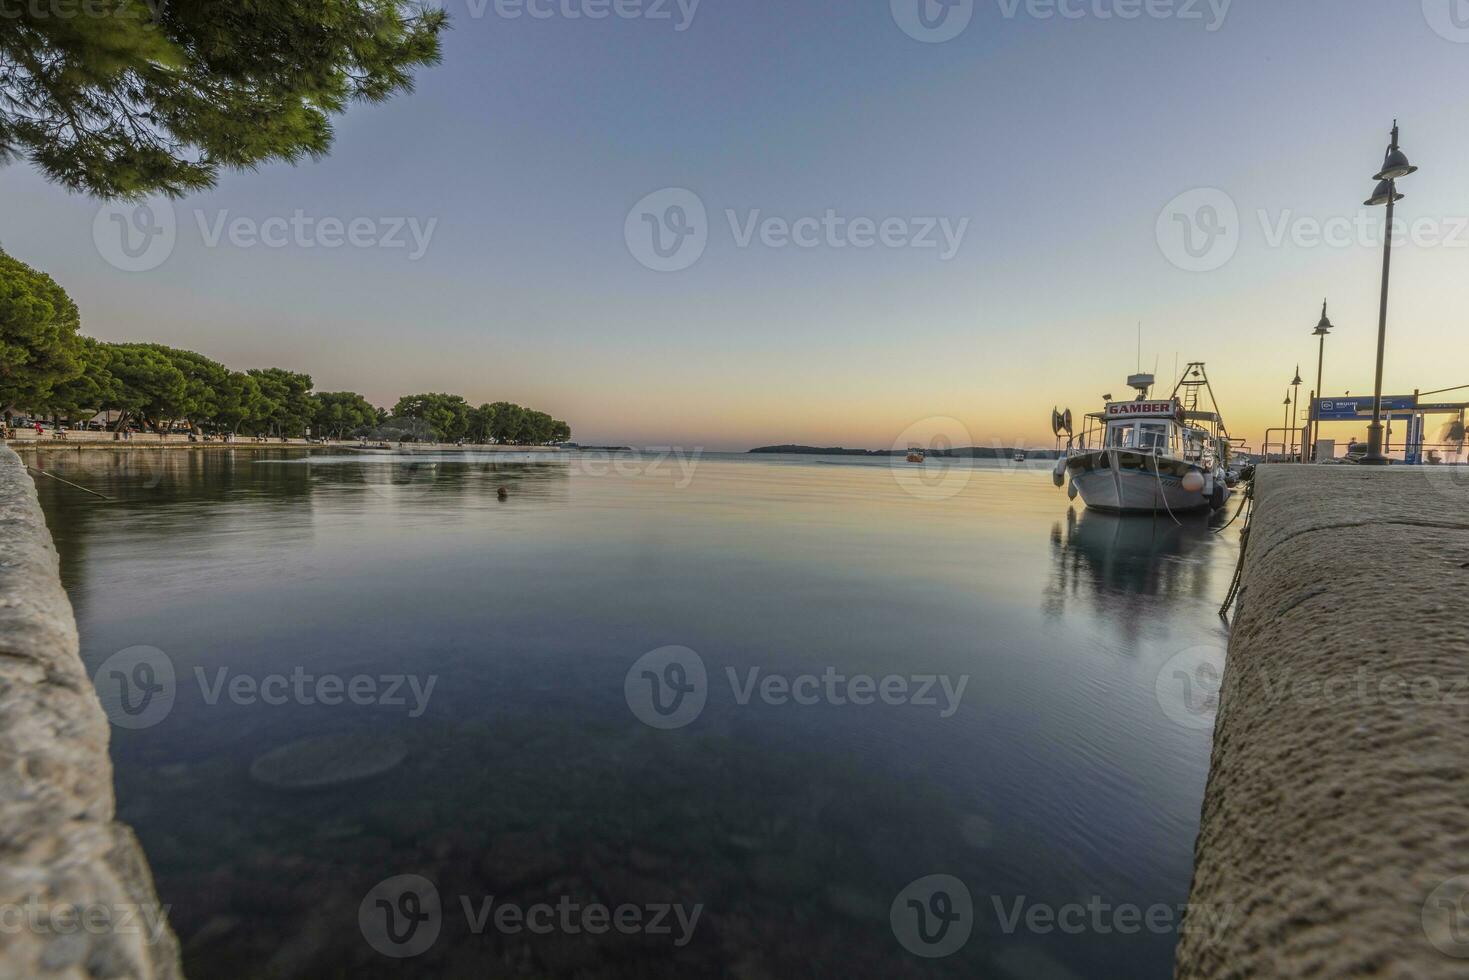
[6,255,570,442]
[314,391,378,439]
[394,395,569,444]
[1,0,446,197]
[0,247,83,410]
[393,392,470,442]
[247,367,315,437]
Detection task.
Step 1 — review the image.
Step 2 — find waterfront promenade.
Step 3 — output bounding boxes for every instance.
[1178,464,1469,977]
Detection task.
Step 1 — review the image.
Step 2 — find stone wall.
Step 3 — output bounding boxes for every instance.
[0,445,182,978]
[1177,465,1469,977]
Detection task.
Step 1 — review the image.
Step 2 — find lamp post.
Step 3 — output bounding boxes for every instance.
[1290,365,1303,460]
[1281,393,1291,461]
[1310,301,1333,461]
[1361,120,1418,465]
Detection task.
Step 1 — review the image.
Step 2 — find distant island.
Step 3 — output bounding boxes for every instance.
[749,445,1061,459]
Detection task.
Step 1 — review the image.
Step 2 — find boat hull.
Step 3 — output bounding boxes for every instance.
[1064,450,1225,514]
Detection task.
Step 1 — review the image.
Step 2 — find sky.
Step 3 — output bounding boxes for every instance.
[3,0,1468,451]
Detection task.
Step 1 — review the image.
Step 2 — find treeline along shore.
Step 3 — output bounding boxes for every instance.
[1,248,569,445]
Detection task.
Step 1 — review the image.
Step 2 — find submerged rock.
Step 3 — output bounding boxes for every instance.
[248,732,407,789]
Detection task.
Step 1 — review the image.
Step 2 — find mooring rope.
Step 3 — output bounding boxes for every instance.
[1217,479,1256,621]
[25,465,116,501]
[1151,454,1183,526]
[1212,477,1251,534]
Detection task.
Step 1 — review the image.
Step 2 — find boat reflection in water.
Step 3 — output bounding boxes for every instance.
[1044,506,1223,636]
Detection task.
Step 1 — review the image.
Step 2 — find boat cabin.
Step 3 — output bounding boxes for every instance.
[1082,399,1223,466]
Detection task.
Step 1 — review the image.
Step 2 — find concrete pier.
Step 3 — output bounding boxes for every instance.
[0,446,182,978]
[1177,465,1469,977]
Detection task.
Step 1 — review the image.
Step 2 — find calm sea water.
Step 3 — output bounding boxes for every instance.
[26,447,1236,979]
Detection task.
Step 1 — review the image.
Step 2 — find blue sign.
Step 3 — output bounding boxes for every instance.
[1315,396,1417,420]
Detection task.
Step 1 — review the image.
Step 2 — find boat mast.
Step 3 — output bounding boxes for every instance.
[1169,362,1230,442]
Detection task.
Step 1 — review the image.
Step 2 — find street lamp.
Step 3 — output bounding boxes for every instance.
[1310,301,1333,461]
[1290,366,1303,460]
[1282,393,1292,461]
[1361,120,1418,465]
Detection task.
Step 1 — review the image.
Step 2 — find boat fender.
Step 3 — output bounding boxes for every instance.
[1052,459,1066,488]
[1210,483,1226,509]
[1181,470,1205,494]
[1067,479,1079,501]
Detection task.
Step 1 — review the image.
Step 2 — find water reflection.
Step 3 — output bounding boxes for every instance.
[1044,507,1219,636]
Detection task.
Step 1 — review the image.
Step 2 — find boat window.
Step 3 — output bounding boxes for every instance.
[1105,424,1134,448]
[1137,423,1168,451]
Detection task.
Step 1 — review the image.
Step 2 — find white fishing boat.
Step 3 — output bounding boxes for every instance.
[1013,450,1027,462]
[1050,363,1234,515]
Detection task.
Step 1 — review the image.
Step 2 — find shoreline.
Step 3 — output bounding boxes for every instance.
[7,438,567,454]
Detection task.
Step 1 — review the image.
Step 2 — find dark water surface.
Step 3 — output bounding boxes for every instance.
[25,447,1236,979]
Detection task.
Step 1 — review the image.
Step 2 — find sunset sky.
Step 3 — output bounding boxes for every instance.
[3,0,1467,451]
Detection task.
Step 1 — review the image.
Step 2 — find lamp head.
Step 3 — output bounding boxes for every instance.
[1364,179,1403,207]
[1314,300,1333,336]
[1373,120,1418,181]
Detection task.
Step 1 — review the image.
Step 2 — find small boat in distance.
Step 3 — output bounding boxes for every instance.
[1013,451,1027,463]
[906,450,925,463]
[1051,363,1233,514]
